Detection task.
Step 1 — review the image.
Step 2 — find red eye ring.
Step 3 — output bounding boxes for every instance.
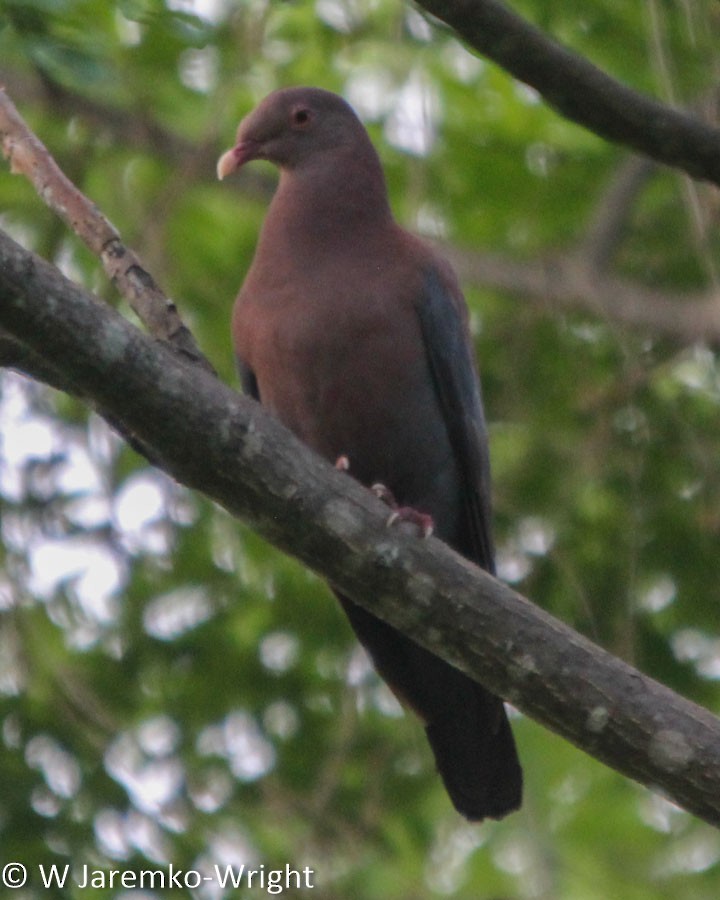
[291,106,313,128]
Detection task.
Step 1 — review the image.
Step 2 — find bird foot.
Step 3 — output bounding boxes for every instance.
[371,483,434,538]
[334,454,350,471]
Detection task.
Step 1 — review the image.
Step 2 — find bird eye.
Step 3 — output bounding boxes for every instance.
[291,107,313,128]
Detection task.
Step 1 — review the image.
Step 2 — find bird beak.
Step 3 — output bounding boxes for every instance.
[216,140,260,180]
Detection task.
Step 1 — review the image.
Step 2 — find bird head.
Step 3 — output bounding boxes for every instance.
[217,86,369,179]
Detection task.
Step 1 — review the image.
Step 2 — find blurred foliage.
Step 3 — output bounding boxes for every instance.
[2,0,720,897]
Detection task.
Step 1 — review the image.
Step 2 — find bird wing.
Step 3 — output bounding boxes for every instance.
[414,267,496,574]
[237,357,260,401]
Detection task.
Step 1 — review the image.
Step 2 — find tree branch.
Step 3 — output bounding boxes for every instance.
[1,225,720,827]
[0,68,279,200]
[576,157,657,271]
[445,245,720,346]
[416,0,720,186]
[0,327,79,395]
[0,87,213,372]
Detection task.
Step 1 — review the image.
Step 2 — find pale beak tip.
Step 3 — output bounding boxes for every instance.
[216,148,236,181]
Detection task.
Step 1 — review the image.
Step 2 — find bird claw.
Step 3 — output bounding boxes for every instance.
[387,507,434,538]
[334,454,350,471]
[371,483,434,538]
[371,482,394,504]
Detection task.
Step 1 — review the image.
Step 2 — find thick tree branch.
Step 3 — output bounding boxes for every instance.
[417,0,720,186]
[0,327,77,394]
[1,226,720,827]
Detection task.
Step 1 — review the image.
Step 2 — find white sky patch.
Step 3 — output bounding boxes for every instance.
[385,72,440,156]
[65,494,113,530]
[672,629,720,679]
[0,379,196,827]
[207,826,257,868]
[114,473,166,533]
[405,6,433,41]
[345,644,404,716]
[525,141,556,178]
[26,734,82,799]
[496,543,532,584]
[55,441,104,495]
[652,831,720,877]
[167,0,229,25]
[113,471,173,556]
[346,643,374,687]
[193,831,259,900]
[515,82,541,105]
[495,517,555,585]
[425,820,485,895]
[262,700,299,741]
[638,574,677,614]
[0,373,102,502]
[259,631,299,674]
[28,538,124,624]
[493,831,536,877]
[54,239,87,287]
[223,711,275,781]
[373,682,404,718]
[143,586,214,640]
[115,10,142,46]
[124,808,173,862]
[0,625,25,696]
[316,0,358,33]
[345,68,397,120]
[638,792,685,833]
[441,41,484,83]
[671,346,720,401]
[413,202,448,238]
[94,807,132,860]
[138,716,182,758]
[105,732,185,816]
[197,710,275,782]
[32,786,62,819]
[1,416,56,464]
[188,767,234,814]
[517,516,556,556]
[179,46,219,93]
[0,375,130,631]
[0,413,56,502]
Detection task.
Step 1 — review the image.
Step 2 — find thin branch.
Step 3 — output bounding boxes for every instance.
[0,87,213,372]
[577,157,656,271]
[445,245,720,346]
[0,68,277,200]
[1,226,720,828]
[416,0,720,186]
[1,68,199,166]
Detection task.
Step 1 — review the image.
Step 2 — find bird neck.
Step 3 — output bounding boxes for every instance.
[263,146,394,255]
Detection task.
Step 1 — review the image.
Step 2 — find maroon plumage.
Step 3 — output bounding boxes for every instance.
[218,86,522,820]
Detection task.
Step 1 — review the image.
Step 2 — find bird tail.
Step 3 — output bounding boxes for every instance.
[336,594,522,821]
[425,688,522,821]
